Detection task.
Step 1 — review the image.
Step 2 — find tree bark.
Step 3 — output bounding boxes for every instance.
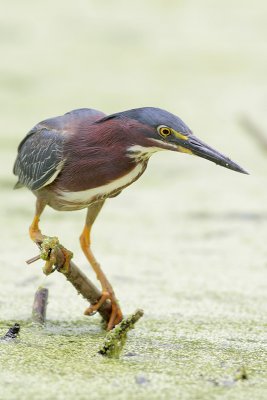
[32,287,49,324]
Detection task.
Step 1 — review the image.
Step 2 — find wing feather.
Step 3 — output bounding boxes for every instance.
[13,108,106,191]
[13,126,65,190]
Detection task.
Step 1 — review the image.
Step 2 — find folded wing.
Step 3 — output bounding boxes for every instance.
[13,108,105,190]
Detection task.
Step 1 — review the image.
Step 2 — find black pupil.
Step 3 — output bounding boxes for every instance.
[162,129,169,135]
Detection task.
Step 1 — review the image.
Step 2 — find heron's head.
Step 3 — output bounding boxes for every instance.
[103,107,247,174]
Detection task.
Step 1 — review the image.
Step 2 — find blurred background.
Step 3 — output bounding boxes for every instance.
[0,0,266,325]
[1,1,267,398]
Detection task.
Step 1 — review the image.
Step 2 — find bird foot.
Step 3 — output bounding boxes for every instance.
[40,237,73,275]
[58,247,73,275]
[84,291,123,331]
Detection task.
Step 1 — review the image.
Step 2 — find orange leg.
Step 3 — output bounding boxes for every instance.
[80,201,123,330]
[29,199,72,275]
[29,199,47,243]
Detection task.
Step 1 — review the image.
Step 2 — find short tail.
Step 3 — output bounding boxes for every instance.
[13,181,24,189]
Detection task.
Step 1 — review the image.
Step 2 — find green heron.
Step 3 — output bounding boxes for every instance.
[13,107,247,330]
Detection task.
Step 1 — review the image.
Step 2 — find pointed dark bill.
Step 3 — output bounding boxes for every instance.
[179,135,248,174]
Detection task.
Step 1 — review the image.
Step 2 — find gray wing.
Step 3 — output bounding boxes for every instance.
[13,125,65,191]
[13,108,106,191]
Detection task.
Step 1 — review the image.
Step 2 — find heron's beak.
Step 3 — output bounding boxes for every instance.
[174,134,248,174]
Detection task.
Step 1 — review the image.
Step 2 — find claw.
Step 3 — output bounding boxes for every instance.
[84,291,123,330]
[84,291,110,315]
[88,310,98,316]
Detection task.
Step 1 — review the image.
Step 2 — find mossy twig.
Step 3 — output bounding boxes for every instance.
[27,236,112,324]
[98,308,144,358]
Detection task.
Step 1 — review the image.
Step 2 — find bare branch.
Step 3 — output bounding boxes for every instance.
[26,254,41,264]
[32,287,48,324]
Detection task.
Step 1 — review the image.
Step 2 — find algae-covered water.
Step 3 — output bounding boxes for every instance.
[0,0,267,399]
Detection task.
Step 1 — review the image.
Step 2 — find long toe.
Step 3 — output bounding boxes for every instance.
[84,291,123,330]
[107,304,123,331]
[84,291,110,315]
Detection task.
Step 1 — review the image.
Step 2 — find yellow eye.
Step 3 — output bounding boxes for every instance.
[158,126,171,138]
